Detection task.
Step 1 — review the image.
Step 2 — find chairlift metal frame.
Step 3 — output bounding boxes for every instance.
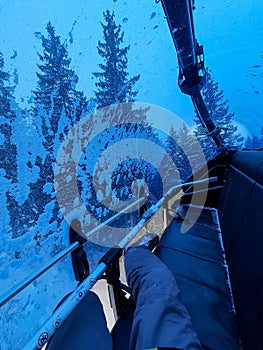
[0,177,217,349]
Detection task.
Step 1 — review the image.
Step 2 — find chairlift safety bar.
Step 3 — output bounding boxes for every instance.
[84,196,146,240]
[0,241,79,308]
[118,176,217,248]
[21,176,217,350]
[0,197,145,308]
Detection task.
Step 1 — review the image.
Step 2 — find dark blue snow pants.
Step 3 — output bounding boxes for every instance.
[124,247,202,350]
[47,247,201,350]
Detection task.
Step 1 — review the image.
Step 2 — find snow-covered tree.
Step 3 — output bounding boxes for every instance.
[163,123,203,184]
[93,10,140,109]
[8,23,89,238]
[0,53,16,122]
[0,52,18,183]
[32,22,87,150]
[244,129,263,148]
[194,70,243,158]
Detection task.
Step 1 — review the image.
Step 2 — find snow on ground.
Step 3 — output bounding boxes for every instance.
[0,218,110,349]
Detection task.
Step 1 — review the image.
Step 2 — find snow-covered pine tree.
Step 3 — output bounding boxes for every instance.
[81,11,158,227]
[162,125,183,185]
[244,131,263,149]
[0,52,18,183]
[12,23,88,238]
[0,53,16,121]
[163,123,203,185]
[194,70,243,159]
[93,10,140,109]
[32,22,87,150]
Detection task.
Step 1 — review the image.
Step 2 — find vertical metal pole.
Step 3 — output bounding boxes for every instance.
[163,204,168,230]
[108,284,118,321]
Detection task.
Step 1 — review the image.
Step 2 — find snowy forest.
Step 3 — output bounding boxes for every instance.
[0,10,256,240]
[0,7,262,349]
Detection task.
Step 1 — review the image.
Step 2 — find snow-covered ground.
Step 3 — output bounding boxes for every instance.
[0,216,74,349]
[0,209,110,349]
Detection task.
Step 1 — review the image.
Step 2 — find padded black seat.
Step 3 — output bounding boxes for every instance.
[218,150,263,350]
[155,204,242,350]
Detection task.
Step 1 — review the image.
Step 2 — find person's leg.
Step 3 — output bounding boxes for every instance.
[125,247,202,350]
[47,291,112,350]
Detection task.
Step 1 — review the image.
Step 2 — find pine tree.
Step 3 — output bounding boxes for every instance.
[244,133,263,148]
[0,52,18,182]
[32,22,87,148]
[163,123,203,183]
[194,70,243,158]
[0,53,16,122]
[14,23,88,238]
[93,10,140,109]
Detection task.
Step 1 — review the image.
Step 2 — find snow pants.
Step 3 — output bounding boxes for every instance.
[47,247,202,350]
[124,247,202,350]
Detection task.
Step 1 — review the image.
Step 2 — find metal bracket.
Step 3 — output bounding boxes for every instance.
[69,219,90,283]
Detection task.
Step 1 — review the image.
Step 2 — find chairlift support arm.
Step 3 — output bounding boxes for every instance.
[160,0,223,147]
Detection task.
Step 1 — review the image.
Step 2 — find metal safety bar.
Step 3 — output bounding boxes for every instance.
[22,176,217,350]
[118,176,217,248]
[0,197,145,308]
[0,176,217,349]
[84,196,146,240]
[0,241,79,308]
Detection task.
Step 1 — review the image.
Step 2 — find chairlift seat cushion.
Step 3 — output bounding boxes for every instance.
[218,150,263,350]
[155,204,242,350]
